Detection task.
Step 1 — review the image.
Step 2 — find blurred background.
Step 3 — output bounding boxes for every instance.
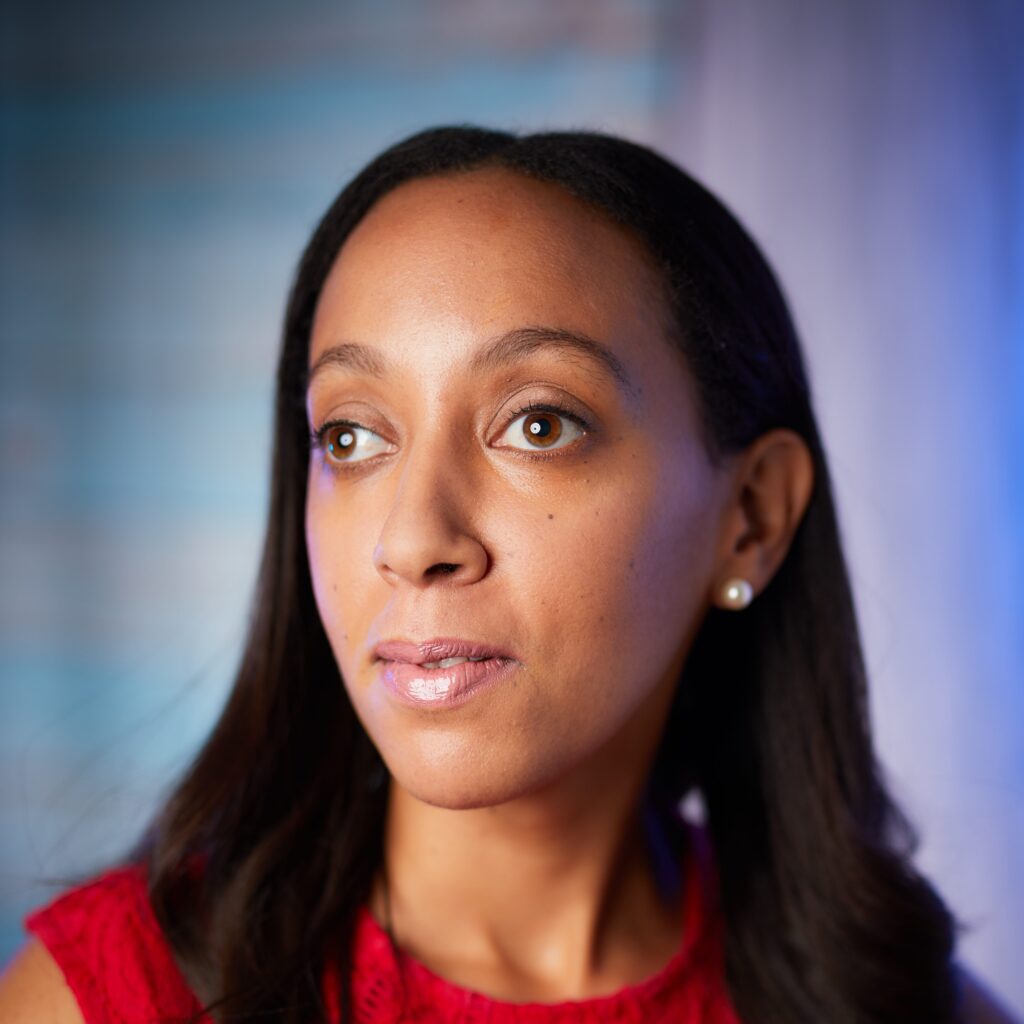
[1,0,1021,1011]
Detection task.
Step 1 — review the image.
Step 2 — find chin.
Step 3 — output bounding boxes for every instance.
[383,744,567,811]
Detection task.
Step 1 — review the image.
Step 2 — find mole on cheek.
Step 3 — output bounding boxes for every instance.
[547,514,554,520]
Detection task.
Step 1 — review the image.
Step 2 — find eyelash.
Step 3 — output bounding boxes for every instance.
[504,401,592,444]
[309,401,591,469]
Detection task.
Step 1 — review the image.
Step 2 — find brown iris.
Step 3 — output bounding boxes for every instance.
[522,412,562,447]
[326,425,357,460]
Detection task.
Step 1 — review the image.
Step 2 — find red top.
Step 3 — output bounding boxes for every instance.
[24,823,742,1023]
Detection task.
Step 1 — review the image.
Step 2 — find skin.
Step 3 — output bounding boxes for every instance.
[303,167,812,1000]
[0,169,1017,1022]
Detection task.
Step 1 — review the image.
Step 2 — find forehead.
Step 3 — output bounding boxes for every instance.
[308,167,674,373]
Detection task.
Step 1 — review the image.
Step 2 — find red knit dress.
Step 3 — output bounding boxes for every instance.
[24,822,742,1023]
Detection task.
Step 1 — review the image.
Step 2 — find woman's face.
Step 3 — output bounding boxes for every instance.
[305,168,732,809]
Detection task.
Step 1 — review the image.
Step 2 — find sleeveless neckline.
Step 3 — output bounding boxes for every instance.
[329,819,730,1021]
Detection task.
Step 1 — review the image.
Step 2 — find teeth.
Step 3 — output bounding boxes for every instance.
[421,655,491,669]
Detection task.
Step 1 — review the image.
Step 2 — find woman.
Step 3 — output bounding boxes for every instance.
[0,126,1015,1023]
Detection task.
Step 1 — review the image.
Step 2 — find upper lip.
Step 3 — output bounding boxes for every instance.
[373,637,516,665]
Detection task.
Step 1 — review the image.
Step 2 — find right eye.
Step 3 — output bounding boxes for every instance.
[317,422,392,465]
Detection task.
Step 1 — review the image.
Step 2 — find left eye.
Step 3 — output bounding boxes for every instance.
[495,410,584,451]
[321,423,392,464]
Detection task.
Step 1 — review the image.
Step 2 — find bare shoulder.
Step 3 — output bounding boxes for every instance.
[0,938,85,1024]
[957,962,1022,1024]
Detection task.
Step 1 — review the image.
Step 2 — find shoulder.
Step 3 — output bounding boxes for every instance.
[0,937,84,1023]
[1,864,203,1024]
[957,962,1022,1024]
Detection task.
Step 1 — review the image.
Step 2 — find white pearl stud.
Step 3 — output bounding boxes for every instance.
[720,577,754,610]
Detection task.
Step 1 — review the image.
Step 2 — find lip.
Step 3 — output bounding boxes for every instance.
[373,637,517,665]
[373,637,520,710]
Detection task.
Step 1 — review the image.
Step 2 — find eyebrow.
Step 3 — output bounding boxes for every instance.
[306,326,636,398]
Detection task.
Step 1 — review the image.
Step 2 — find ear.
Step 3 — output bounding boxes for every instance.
[710,428,815,609]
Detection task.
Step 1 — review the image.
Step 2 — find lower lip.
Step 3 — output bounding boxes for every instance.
[377,657,519,709]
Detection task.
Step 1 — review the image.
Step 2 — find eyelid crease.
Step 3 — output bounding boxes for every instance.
[495,400,590,435]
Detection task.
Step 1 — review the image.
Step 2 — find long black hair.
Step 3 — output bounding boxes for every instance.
[134,125,965,1023]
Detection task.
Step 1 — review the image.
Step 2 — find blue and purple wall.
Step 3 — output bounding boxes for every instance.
[2,0,1021,1010]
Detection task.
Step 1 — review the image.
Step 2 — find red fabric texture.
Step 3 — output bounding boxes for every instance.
[25,863,202,1024]
[24,823,741,1023]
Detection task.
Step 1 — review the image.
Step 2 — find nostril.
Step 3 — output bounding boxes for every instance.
[427,562,459,576]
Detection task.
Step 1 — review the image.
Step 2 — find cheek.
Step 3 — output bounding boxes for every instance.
[304,480,379,671]
[530,447,713,698]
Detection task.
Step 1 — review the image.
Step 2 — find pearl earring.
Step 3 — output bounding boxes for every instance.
[719,577,753,610]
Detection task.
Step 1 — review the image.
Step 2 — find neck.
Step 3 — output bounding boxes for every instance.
[370,761,687,1000]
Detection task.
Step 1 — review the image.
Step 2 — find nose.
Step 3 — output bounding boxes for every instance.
[372,439,489,589]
